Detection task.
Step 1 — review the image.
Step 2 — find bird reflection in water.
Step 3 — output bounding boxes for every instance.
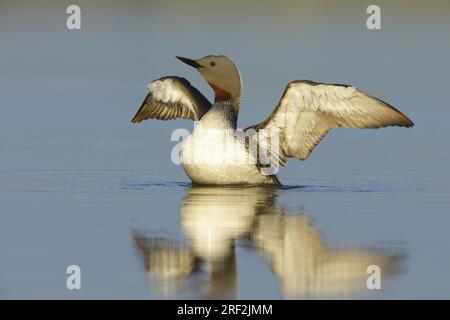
[133,187,404,299]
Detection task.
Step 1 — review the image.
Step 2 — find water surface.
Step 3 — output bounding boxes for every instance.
[0,0,449,299]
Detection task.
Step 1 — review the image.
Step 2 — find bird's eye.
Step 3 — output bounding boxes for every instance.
[210,61,216,67]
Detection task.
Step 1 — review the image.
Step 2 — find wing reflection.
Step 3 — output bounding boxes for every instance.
[252,214,402,297]
[133,186,404,298]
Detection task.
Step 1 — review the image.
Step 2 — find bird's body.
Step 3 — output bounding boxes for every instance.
[180,101,278,185]
[132,55,413,185]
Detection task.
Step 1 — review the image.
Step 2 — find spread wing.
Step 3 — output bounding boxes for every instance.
[131,76,212,123]
[246,80,414,164]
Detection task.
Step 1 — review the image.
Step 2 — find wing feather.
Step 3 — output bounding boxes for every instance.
[131,76,211,123]
[247,80,414,162]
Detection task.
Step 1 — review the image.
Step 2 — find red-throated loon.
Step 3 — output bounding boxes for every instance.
[131,55,413,185]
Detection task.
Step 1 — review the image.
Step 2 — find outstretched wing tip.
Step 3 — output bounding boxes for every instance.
[404,118,414,128]
[387,108,415,128]
[369,94,414,128]
[402,111,415,127]
[131,117,141,124]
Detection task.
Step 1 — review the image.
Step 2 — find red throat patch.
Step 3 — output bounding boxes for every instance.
[208,82,232,102]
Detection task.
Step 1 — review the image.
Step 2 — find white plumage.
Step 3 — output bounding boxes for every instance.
[148,79,191,107]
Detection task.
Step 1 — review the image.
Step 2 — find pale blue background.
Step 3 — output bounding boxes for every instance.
[0,0,449,299]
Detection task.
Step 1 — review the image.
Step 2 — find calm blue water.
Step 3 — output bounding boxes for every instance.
[0,0,449,299]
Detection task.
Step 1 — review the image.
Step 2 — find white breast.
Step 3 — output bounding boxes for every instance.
[179,123,270,185]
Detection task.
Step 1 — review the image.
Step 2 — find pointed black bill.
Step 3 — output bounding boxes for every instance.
[176,56,202,68]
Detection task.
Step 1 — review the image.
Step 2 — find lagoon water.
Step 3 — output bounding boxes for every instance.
[0,1,449,299]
